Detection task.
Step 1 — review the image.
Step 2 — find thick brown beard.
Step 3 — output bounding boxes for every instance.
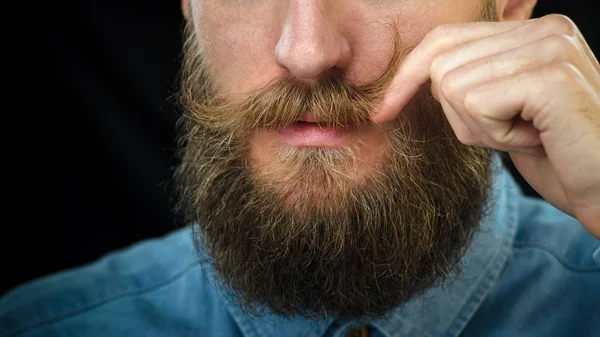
[174,2,498,321]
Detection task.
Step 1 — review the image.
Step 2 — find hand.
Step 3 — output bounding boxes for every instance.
[373,14,600,238]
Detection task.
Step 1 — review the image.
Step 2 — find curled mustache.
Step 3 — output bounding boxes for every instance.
[182,32,405,136]
[175,18,496,320]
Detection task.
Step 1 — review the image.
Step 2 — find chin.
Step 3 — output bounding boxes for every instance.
[248,131,392,213]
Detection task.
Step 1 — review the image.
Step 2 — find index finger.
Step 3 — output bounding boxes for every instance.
[372,19,531,124]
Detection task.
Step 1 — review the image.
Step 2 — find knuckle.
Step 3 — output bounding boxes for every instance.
[430,55,446,82]
[427,25,452,42]
[545,61,581,85]
[424,25,455,56]
[542,14,579,37]
[455,131,478,146]
[541,34,579,60]
[462,91,485,116]
[489,130,512,146]
[439,71,461,99]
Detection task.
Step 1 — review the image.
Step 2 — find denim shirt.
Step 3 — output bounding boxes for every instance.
[1,162,599,337]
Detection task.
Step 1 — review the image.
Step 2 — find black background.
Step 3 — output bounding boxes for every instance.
[3,1,598,296]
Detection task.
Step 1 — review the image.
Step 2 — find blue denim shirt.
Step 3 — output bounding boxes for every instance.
[1,161,599,337]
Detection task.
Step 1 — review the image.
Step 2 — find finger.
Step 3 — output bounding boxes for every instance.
[430,15,600,93]
[440,88,544,153]
[488,63,600,232]
[372,20,532,123]
[461,74,547,152]
[437,35,600,151]
[436,79,542,155]
[463,62,599,166]
[436,93,485,147]
[374,14,600,124]
[440,34,598,95]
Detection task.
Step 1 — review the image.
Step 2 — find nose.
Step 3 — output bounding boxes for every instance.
[274,1,351,82]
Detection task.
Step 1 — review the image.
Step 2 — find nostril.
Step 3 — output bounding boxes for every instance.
[274,14,351,82]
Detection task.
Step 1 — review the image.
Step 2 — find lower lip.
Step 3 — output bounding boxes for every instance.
[278,122,354,147]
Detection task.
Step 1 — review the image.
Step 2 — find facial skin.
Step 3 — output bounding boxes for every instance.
[175,0,515,321]
[184,1,487,187]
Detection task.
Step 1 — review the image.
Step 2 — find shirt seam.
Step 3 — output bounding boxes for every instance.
[4,261,201,337]
[512,241,600,272]
[444,221,516,337]
[444,169,519,337]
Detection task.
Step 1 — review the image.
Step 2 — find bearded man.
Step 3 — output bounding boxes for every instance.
[1,0,599,336]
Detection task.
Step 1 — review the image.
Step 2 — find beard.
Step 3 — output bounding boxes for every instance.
[174,2,498,321]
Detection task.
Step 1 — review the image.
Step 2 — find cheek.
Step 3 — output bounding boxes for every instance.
[194,5,284,96]
[340,3,480,85]
[193,0,481,94]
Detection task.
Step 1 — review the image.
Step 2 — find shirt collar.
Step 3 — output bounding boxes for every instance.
[217,153,519,337]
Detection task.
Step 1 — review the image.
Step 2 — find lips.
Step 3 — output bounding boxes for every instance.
[278,113,354,148]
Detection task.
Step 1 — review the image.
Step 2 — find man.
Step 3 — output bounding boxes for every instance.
[1,0,599,336]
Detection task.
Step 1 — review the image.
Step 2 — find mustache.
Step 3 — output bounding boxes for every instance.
[183,31,407,134]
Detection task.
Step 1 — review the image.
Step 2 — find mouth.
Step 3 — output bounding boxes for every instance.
[278,113,355,148]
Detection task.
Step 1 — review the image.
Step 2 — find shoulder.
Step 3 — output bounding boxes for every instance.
[463,182,600,337]
[464,190,600,337]
[0,228,241,337]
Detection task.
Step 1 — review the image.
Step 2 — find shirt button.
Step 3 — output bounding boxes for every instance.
[346,325,370,337]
